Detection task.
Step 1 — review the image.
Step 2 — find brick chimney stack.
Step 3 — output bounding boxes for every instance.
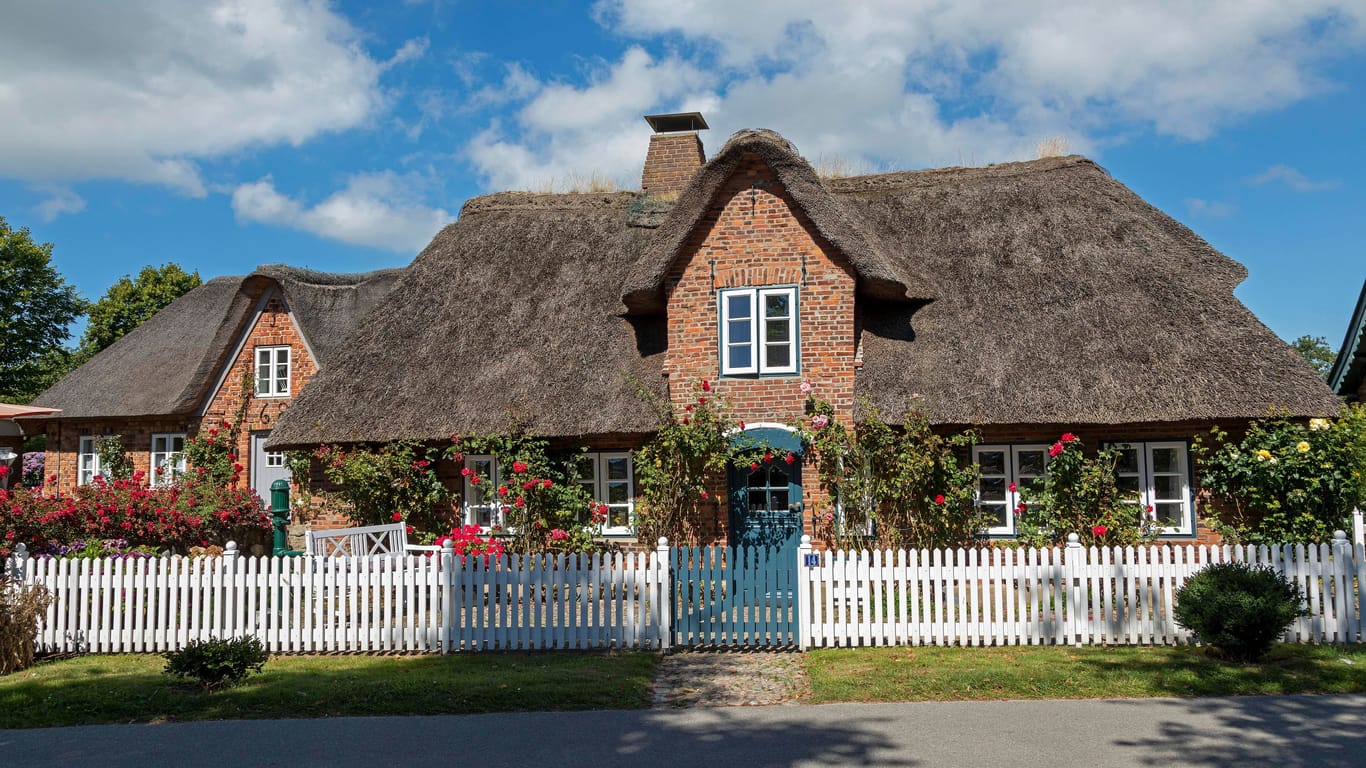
[641,112,708,197]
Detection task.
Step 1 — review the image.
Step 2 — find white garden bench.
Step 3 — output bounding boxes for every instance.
[305,522,441,557]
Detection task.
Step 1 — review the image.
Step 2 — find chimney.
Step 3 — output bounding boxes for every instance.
[641,112,708,197]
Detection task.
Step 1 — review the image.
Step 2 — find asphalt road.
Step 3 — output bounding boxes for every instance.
[4,695,1365,768]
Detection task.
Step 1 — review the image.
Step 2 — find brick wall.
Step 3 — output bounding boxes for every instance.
[641,133,705,197]
[663,152,859,544]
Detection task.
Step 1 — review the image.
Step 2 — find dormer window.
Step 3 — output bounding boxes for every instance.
[719,286,798,376]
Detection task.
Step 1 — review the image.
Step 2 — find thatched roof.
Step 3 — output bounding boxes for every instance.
[34,265,403,419]
[268,132,1339,448]
[1329,278,1366,401]
[621,129,934,313]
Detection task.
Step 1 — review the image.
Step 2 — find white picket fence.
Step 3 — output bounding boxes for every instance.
[796,532,1366,648]
[6,540,671,654]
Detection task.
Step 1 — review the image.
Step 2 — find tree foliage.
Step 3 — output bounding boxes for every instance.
[78,263,201,360]
[1291,335,1336,380]
[0,216,86,402]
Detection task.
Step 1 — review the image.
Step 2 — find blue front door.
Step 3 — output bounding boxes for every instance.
[729,461,803,548]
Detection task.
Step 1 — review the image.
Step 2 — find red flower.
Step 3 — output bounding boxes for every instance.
[523,480,537,491]
[698,397,707,405]
[1061,432,1078,443]
[0,467,7,478]
[461,467,472,477]
[934,494,945,505]
[682,417,690,425]
[1008,482,1017,493]
[232,464,243,473]
[701,380,711,392]
[700,490,709,499]
[470,476,481,485]
[514,496,525,508]
[498,485,509,497]
[406,525,415,535]
[392,512,403,521]
[512,461,529,474]
[739,421,746,431]
[784,453,795,465]
[684,404,693,412]
[750,462,759,471]
[1092,525,1108,537]
[1048,442,1064,458]
[764,452,773,462]
[542,478,552,489]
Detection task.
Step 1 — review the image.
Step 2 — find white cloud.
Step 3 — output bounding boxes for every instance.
[231,172,452,252]
[1247,164,1341,192]
[466,1,1364,190]
[0,0,396,195]
[31,185,87,222]
[1185,198,1237,219]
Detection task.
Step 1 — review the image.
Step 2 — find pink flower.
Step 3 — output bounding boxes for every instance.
[1092,525,1108,537]
[512,461,528,474]
[461,467,472,477]
[1061,432,1078,443]
[1048,442,1064,458]
[934,494,945,505]
[550,528,569,542]
[0,466,7,478]
[811,414,829,429]
[799,380,813,394]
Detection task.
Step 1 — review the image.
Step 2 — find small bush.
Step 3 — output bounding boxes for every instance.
[0,572,52,675]
[1174,562,1304,662]
[163,636,269,689]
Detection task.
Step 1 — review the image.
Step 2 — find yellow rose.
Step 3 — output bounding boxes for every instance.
[1296,441,1310,453]
[1255,449,1273,460]
[1309,418,1330,431]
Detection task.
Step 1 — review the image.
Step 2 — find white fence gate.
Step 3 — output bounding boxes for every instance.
[6,540,671,654]
[796,531,1366,648]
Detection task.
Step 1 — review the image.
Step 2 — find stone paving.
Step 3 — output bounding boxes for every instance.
[651,650,810,708]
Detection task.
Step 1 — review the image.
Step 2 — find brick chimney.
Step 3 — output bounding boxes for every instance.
[641,112,708,197]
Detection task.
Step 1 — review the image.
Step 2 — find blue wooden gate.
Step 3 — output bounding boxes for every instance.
[670,543,799,648]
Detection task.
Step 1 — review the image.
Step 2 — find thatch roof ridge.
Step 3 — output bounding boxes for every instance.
[826,154,1098,192]
[621,129,935,313]
[460,190,639,217]
[34,266,405,420]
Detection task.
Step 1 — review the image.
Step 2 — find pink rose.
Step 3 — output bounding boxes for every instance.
[811,414,829,429]
[1048,442,1064,458]
[799,380,812,394]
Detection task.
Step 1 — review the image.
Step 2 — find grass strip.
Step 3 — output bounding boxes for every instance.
[805,644,1366,703]
[0,651,658,729]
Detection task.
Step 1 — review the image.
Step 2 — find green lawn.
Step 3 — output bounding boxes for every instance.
[805,644,1366,703]
[0,651,658,729]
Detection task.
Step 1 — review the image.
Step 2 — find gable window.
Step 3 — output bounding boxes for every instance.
[719,286,798,376]
[575,452,634,535]
[150,433,187,486]
[77,436,102,486]
[1110,441,1194,536]
[462,455,501,529]
[974,444,1050,536]
[254,346,291,397]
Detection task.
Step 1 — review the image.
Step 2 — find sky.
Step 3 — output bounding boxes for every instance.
[2,0,1364,349]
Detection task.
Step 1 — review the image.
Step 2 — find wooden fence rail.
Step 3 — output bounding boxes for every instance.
[796,532,1365,648]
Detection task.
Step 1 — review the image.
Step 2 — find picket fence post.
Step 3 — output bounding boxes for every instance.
[1331,530,1354,642]
[1353,508,1364,550]
[440,539,455,655]
[796,535,813,650]
[1064,534,1084,645]
[655,537,671,651]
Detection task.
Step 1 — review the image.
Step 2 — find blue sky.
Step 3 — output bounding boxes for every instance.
[2,1,1364,348]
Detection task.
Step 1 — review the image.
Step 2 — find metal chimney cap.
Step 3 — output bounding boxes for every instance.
[644,112,709,133]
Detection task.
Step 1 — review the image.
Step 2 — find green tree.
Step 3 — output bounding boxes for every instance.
[1291,334,1336,380]
[78,263,201,359]
[0,217,86,403]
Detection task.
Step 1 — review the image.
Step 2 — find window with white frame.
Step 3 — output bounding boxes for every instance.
[254,346,291,397]
[150,433,187,486]
[1110,441,1194,535]
[719,286,798,376]
[974,444,1050,536]
[575,452,634,535]
[462,455,501,529]
[77,436,102,486]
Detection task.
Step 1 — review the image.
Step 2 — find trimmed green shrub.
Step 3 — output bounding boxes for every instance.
[163,636,269,689]
[1173,562,1304,662]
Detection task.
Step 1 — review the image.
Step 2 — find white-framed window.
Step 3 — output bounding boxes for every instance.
[974,444,1050,536]
[462,455,501,529]
[575,452,634,535]
[150,433,187,486]
[254,346,291,397]
[77,436,102,486]
[1110,441,1194,536]
[719,286,798,376]
[264,450,286,468]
